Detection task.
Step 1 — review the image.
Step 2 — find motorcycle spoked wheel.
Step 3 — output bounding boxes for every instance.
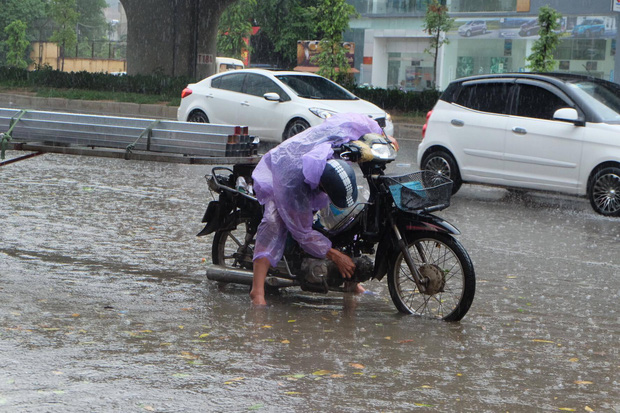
[212,220,255,270]
[212,221,285,294]
[387,232,475,322]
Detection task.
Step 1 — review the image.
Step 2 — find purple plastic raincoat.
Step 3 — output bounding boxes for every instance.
[251,113,383,266]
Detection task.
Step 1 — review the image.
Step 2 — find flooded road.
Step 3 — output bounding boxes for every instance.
[1,145,619,412]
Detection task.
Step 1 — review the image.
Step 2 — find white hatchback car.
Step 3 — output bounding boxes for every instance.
[418,73,620,217]
[177,69,393,142]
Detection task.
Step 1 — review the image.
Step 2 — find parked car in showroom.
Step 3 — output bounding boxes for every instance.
[418,73,620,216]
[177,69,393,142]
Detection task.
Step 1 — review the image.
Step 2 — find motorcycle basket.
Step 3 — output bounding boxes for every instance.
[385,171,453,212]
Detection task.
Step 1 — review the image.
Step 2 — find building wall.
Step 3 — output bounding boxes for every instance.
[349,0,620,90]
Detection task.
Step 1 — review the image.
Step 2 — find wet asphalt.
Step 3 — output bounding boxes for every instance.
[1,132,619,412]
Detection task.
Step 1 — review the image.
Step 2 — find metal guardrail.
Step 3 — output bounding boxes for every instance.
[0,108,259,165]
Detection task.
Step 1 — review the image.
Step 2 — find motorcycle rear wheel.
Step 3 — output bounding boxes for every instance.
[212,220,255,270]
[387,232,475,322]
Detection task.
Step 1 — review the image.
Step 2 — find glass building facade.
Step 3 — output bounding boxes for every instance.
[347,0,620,90]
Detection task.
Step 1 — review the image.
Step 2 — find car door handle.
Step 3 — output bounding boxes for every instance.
[512,127,527,135]
[240,101,250,107]
[451,119,464,127]
[205,93,214,98]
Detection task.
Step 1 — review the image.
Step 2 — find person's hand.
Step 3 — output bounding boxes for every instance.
[326,248,356,279]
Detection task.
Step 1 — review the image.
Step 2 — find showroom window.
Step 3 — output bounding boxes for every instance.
[448,0,516,13]
[349,0,432,15]
[555,39,607,61]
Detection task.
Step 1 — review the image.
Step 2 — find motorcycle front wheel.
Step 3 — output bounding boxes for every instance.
[387,232,475,322]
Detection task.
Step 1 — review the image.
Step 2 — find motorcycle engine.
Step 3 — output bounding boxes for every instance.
[300,256,374,284]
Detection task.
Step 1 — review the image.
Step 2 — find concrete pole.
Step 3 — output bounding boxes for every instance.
[119,0,235,79]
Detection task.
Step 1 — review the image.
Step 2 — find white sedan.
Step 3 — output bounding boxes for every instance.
[177,69,393,142]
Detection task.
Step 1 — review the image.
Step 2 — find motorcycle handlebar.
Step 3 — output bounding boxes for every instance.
[333,144,362,163]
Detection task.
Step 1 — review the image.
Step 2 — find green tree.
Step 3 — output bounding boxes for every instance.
[0,0,48,62]
[4,20,30,68]
[423,0,453,89]
[76,0,107,42]
[217,0,257,59]
[311,0,358,85]
[526,6,562,72]
[49,0,80,71]
[252,0,317,69]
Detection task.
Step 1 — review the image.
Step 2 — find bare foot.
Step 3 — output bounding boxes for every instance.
[250,290,267,306]
[344,282,365,294]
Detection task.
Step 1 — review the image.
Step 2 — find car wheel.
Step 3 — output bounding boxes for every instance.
[421,150,462,195]
[465,30,471,37]
[588,166,620,217]
[283,119,310,140]
[188,110,209,123]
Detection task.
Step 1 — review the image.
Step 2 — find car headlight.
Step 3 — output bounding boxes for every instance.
[385,112,393,124]
[309,108,337,119]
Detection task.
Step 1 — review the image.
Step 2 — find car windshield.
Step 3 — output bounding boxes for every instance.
[568,80,620,123]
[275,75,358,100]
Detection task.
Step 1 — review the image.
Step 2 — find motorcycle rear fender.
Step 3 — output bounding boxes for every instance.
[197,201,221,236]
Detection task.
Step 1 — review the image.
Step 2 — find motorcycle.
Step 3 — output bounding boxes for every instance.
[198,134,475,321]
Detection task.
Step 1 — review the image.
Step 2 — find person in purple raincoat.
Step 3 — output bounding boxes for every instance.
[249,113,398,306]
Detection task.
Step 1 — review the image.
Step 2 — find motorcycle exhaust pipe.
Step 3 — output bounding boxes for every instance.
[205,264,297,288]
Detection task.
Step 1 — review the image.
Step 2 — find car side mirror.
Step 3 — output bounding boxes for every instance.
[264,92,282,102]
[553,108,585,126]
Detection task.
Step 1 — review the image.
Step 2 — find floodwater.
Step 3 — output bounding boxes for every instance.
[1,147,619,412]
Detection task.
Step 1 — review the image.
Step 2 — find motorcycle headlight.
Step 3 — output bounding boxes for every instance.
[309,108,337,119]
[370,142,397,160]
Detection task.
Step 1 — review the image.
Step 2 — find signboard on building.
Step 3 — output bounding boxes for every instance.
[613,0,620,12]
[294,40,357,73]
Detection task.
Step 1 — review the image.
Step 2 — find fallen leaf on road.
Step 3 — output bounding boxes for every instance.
[224,377,245,385]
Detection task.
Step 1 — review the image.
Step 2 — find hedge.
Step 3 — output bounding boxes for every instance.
[0,66,440,113]
[0,66,191,99]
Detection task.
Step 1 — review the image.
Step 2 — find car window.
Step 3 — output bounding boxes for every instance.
[568,80,620,122]
[244,73,290,101]
[276,74,357,100]
[515,84,570,120]
[212,73,245,93]
[454,82,512,114]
